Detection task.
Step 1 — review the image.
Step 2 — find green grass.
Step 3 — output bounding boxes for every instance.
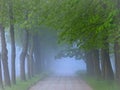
[76,71,120,90]
[84,77,120,90]
[1,73,47,90]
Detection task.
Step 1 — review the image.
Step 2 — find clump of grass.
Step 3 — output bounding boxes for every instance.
[84,77,120,90]
[77,71,120,90]
[1,73,47,90]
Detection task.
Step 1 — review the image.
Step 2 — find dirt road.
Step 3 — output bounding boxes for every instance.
[29,76,92,90]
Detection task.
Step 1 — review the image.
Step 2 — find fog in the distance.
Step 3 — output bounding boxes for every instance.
[51,57,86,76]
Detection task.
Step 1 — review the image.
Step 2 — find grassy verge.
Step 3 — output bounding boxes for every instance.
[84,76,120,90]
[1,73,47,90]
[77,72,120,90]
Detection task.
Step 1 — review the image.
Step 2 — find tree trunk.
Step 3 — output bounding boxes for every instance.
[8,2,16,84]
[27,36,34,78]
[29,36,34,77]
[32,54,36,76]
[85,50,101,78]
[33,35,41,74]
[31,55,34,77]
[27,45,34,79]
[20,30,29,81]
[114,42,120,82]
[92,49,101,78]
[114,0,120,82]
[10,25,16,84]
[0,24,11,87]
[0,53,3,88]
[85,51,94,76]
[27,54,31,79]
[101,43,114,80]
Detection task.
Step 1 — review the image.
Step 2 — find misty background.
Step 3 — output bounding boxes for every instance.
[2,27,88,78]
[4,27,116,77]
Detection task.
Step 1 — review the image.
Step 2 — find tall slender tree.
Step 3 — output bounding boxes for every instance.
[114,0,120,82]
[29,36,34,77]
[0,53,3,88]
[0,24,11,86]
[27,53,31,79]
[20,30,29,81]
[114,42,120,82]
[33,35,42,74]
[27,36,34,79]
[8,0,16,84]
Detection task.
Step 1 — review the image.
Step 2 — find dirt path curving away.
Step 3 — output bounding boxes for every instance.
[29,76,93,90]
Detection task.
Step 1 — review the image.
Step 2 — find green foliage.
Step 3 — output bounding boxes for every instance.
[44,0,118,50]
[0,0,119,49]
[0,0,9,26]
[14,25,24,47]
[55,46,85,60]
[0,0,52,36]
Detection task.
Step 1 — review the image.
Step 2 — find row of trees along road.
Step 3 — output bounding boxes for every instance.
[0,0,57,88]
[43,0,120,82]
[1,0,120,89]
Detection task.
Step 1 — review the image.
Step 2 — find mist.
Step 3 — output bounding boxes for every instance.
[5,28,116,78]
[3,27,86,78]
[0,0,119,89]
[51,58,86,76]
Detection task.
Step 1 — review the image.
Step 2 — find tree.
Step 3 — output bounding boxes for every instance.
[28,36,34,77]
[0,53,3,88]
[85,51,94,76]
[20,30,29,81]
[27,35,34,78]
[44,0,116,79]
[91,49,101,78]
[114,42,120,82]
[113,0,120,82]
[0,24,11,87]
[33,35,42,74]
[27,54,31,79]
[101,43,114,80]
[8,0,16,84]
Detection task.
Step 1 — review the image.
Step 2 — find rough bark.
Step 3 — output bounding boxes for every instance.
[8,1,16,84]
[20,30,29,81]
[101,43,114,80]
[114,42,120,82]
[0,24,11,87]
